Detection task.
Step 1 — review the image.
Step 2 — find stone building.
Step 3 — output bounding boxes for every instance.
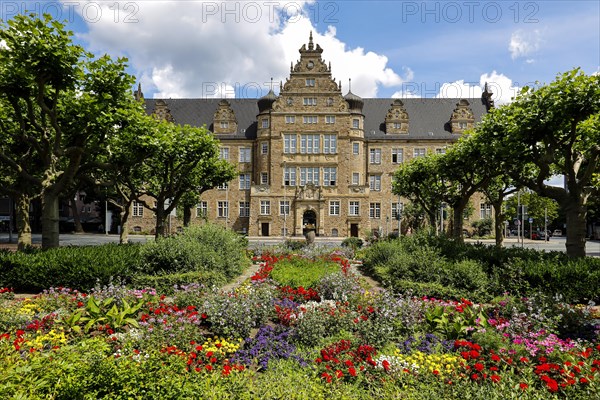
[132,33,493,237]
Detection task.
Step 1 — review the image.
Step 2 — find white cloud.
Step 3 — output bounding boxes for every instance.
[509,29,542,60]
[430,71,520,105]
[0,39,7,50]
[72,1,410,98]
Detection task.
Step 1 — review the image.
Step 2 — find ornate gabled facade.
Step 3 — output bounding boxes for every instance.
[132,34,491,237]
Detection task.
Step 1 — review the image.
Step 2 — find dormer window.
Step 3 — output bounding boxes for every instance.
[305,78,315,87]
[303,97,317,106]
[385,100,409,134]
[220,121,229,129]
[450,99,475,133]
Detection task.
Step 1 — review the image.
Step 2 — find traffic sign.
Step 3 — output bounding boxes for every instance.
[528,217,533,223]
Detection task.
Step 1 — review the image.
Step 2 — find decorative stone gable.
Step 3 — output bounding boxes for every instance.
[152,99,174,122]
[212,99,238,134]
[385,99,409,134]
[277,31,346,112]
[450,99,475,133]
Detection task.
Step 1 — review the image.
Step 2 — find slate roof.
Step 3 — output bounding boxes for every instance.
[144,97,488,141]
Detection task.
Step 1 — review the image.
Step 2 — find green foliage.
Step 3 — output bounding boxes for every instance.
[283,239,307,251]
[471,218,493,237]
[270,257,340,288]
[341,237,363,250]
[73,295,144,332]
[138,224,250,280]
[361,232,599,302]
[0,244,141,292]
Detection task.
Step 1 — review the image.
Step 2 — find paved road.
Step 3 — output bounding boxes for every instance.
[1,233,599,257]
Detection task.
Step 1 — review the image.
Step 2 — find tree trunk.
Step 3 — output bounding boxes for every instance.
[70,198,84,233]
[119,206,130,244]
[183,206,192,227]
[452,205,465,243]
[41,192,60,249]
[492,200,504,248]
[155,201,165,239]
[564,200,587,258]
[15,193,32,250]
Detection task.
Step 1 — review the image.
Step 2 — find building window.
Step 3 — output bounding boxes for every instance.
[305,78,315,87]
[196,201,208,218]
[369,203,381,219]
[260,200,271,215]
[261,142,268,154]
[239,173,251,190]
[260,172,268,185]
[391,202,404,219]
[325,115,335,124]
[217,182,228,190]
[239,147,251,163]
[285,115,295,124]
[220,121,229,129]
[413,148,426,158]
[353,142,359,155]
[393,122,401,129]
[261,119,269,128]
[369,149,382,164]
[352,172,360,185]
[352,118,359,129]
[303,97,317,106]
[239,201,250,217]
[299,167,319,186]
[480,203,492,219]
[303,116,318,124]
[329,200,340,216]
[284,166,296,186]
[132,201,144,217]
[323,134,337,154]
[369,175,381,191]
[326,97,334,106]
[217,201,228,218]
[219,147,229,160]
[392,148,404,164]
[283,134,297,154]
[436,148,447,155]
[331,228,338,237]
[323,167,337,186]
[349,201,360,216]
[459,122,467,129]
[279,200,290,216]
[300,134,320,154]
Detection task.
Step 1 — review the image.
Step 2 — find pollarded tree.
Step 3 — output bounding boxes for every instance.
[0,14,137,248]
[481,174,520,247]
[392,154,446,230]
[478,69,600,257]
[133,120,236,238]
[436,135,495,242]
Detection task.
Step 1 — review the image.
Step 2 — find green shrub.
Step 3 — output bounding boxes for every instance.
[0,244,141,292]
[341,237,363,250]
[270,257,340,288]
[138,224,250,280]
[283,239,306,251]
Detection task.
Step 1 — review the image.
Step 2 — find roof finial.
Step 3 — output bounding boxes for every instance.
[134,82,144,101]
[270,77,273,91]
[308,31,314,50]
[348,78,352,92]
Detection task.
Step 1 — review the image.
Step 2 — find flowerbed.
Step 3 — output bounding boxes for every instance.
[0,250,598,398]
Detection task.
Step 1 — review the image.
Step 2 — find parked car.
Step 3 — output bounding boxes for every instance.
[553,229,562,237]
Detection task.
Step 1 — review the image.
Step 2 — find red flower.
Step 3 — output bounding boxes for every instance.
[321,372,332,383]
[432,370,439,376]
[471,374,479,381]
[519,382,528,391]
[474,363,485,372]
[580,377,589,384]
[348,367,357,377]
[490,375,501,383]
[382,359,390,372]
[491,354,500,362]
[205,365,213,372]
[335,370,343,379]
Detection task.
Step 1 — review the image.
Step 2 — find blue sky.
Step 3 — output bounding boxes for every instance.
[3,1,599,103]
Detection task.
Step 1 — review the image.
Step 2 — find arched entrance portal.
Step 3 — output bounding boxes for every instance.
[302,209,317,236]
